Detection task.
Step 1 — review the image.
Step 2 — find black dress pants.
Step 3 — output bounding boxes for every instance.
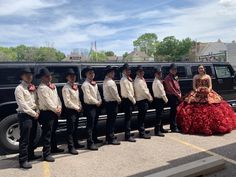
[84,104,99,145]
[39,111,57,158]
[136,99,148,135]
[122,98,133,138]
[18,113,38,163]
[154,98,165,129]
[105,101,118,141]
[166,95,179,129]
[66,109,80,149]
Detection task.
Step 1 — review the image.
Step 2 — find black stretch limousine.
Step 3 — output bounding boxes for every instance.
[0,61,236,153]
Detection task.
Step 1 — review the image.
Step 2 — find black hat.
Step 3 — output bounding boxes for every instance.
[120,63,130,72]
[153,67,162,74]
[65,68,76,77]
[169,63,177,70]
[81,66,94,78]
[36,67,52,79]
[20,67,33,76]
[135,65,144,72]
[105,65,117,75]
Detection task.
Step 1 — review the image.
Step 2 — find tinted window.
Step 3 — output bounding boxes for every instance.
[161,66,187,78]
[0,67,33,85]
[143,67,155,79]
[46,67,79,83]
[191,66,213,76]
[215,66,232,78]
[177,66,187,77]
[93,67,106,81]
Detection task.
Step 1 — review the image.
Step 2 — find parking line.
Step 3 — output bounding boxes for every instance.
[43,161,51,177]
[167,135,236,165]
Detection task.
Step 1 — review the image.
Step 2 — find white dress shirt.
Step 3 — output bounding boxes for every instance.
[120,74,136,104]
[15,81,38,117]
[152,77,168,103]
[103,76,121,102]
[134,76,153,101]
[81,80,102,105]
[37,83,62,113]
[62,82,82,110]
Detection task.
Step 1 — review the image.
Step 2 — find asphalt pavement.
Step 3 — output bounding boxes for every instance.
[0,127,236,177]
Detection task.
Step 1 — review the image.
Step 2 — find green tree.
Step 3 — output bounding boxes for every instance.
[90,51,107,62]
[133,33,158,57]
[105,51,115,56]
[156,36,193,61]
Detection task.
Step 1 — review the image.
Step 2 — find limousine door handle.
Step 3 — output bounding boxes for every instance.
[217,79,223,84]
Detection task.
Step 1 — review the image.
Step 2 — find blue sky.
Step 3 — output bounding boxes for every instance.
[0,0,236,55]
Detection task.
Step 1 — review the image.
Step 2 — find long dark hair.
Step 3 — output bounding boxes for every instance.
[198,64,206,74]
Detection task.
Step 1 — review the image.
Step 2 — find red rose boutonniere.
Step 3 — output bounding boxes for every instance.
[28,84,36,92]
[90,81,96,86]
[128,76,133,82]
[72,84,78,91]
[48,82,56,90]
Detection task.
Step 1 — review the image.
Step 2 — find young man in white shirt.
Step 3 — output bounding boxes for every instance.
[15,68,41,169]
[62,68,84,155]
[134,66,153,139]
[103,65,121,145]
[37,67,63,162]
[81,66,102,150]
[152,67,168,137]
[120,63,136,142]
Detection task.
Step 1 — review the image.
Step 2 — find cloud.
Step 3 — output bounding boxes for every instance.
[0,0,67,16]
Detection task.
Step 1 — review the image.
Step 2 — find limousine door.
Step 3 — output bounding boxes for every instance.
[214,64,235,100]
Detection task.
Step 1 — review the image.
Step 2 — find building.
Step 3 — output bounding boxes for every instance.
[124,48,154,62]
[191,40,236,68]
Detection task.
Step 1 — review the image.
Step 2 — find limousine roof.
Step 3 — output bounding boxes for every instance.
[0,61,231,66]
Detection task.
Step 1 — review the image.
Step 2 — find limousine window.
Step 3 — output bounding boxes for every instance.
[215,66,231,78]
[47,67,79,83]
[0,67,32,85]
[161,66,187,78]
[191,66,213,76]
[143,67,155,79]
[92,67,120,81]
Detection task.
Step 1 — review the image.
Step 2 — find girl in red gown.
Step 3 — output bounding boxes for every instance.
[177,65,236,135]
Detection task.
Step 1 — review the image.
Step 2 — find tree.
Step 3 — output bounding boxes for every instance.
[133,33,158,57]
[122,52,128,59]
[90,51,107,62]
[155,36,193,61]
[105,51,115,56]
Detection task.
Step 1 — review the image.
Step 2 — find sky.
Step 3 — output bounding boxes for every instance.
[0,0,236,56]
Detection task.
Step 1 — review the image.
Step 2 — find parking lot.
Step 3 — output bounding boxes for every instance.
[0,127,236,177]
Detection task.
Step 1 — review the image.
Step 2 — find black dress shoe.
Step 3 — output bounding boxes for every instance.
[160,128,169,133]
[154,131,165,137]
[20,161,32,169]
[28,154,42,161]
[43,155,55,162]
[74,143,85,149]
[125,136,136,142]
[171,128,180,133]
[51,147,64,153]
[140,134,151,139]
[108,139,121,145]
[68,148,79,155]
[93,139,103,144]
[87,143,98,150]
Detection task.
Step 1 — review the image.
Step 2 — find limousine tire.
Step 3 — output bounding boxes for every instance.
[0,114,42,153]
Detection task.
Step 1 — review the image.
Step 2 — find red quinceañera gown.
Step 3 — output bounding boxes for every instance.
[176,77,236,135]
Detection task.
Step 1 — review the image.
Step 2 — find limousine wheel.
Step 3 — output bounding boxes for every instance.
[0,114,42,153]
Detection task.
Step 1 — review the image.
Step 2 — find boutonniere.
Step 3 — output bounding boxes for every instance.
[28,84,36,92]
[48,82,56,90]
[71,84,78,91]
[174,76,179,81]
[90,81,96,86]
[128,76,133,82]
